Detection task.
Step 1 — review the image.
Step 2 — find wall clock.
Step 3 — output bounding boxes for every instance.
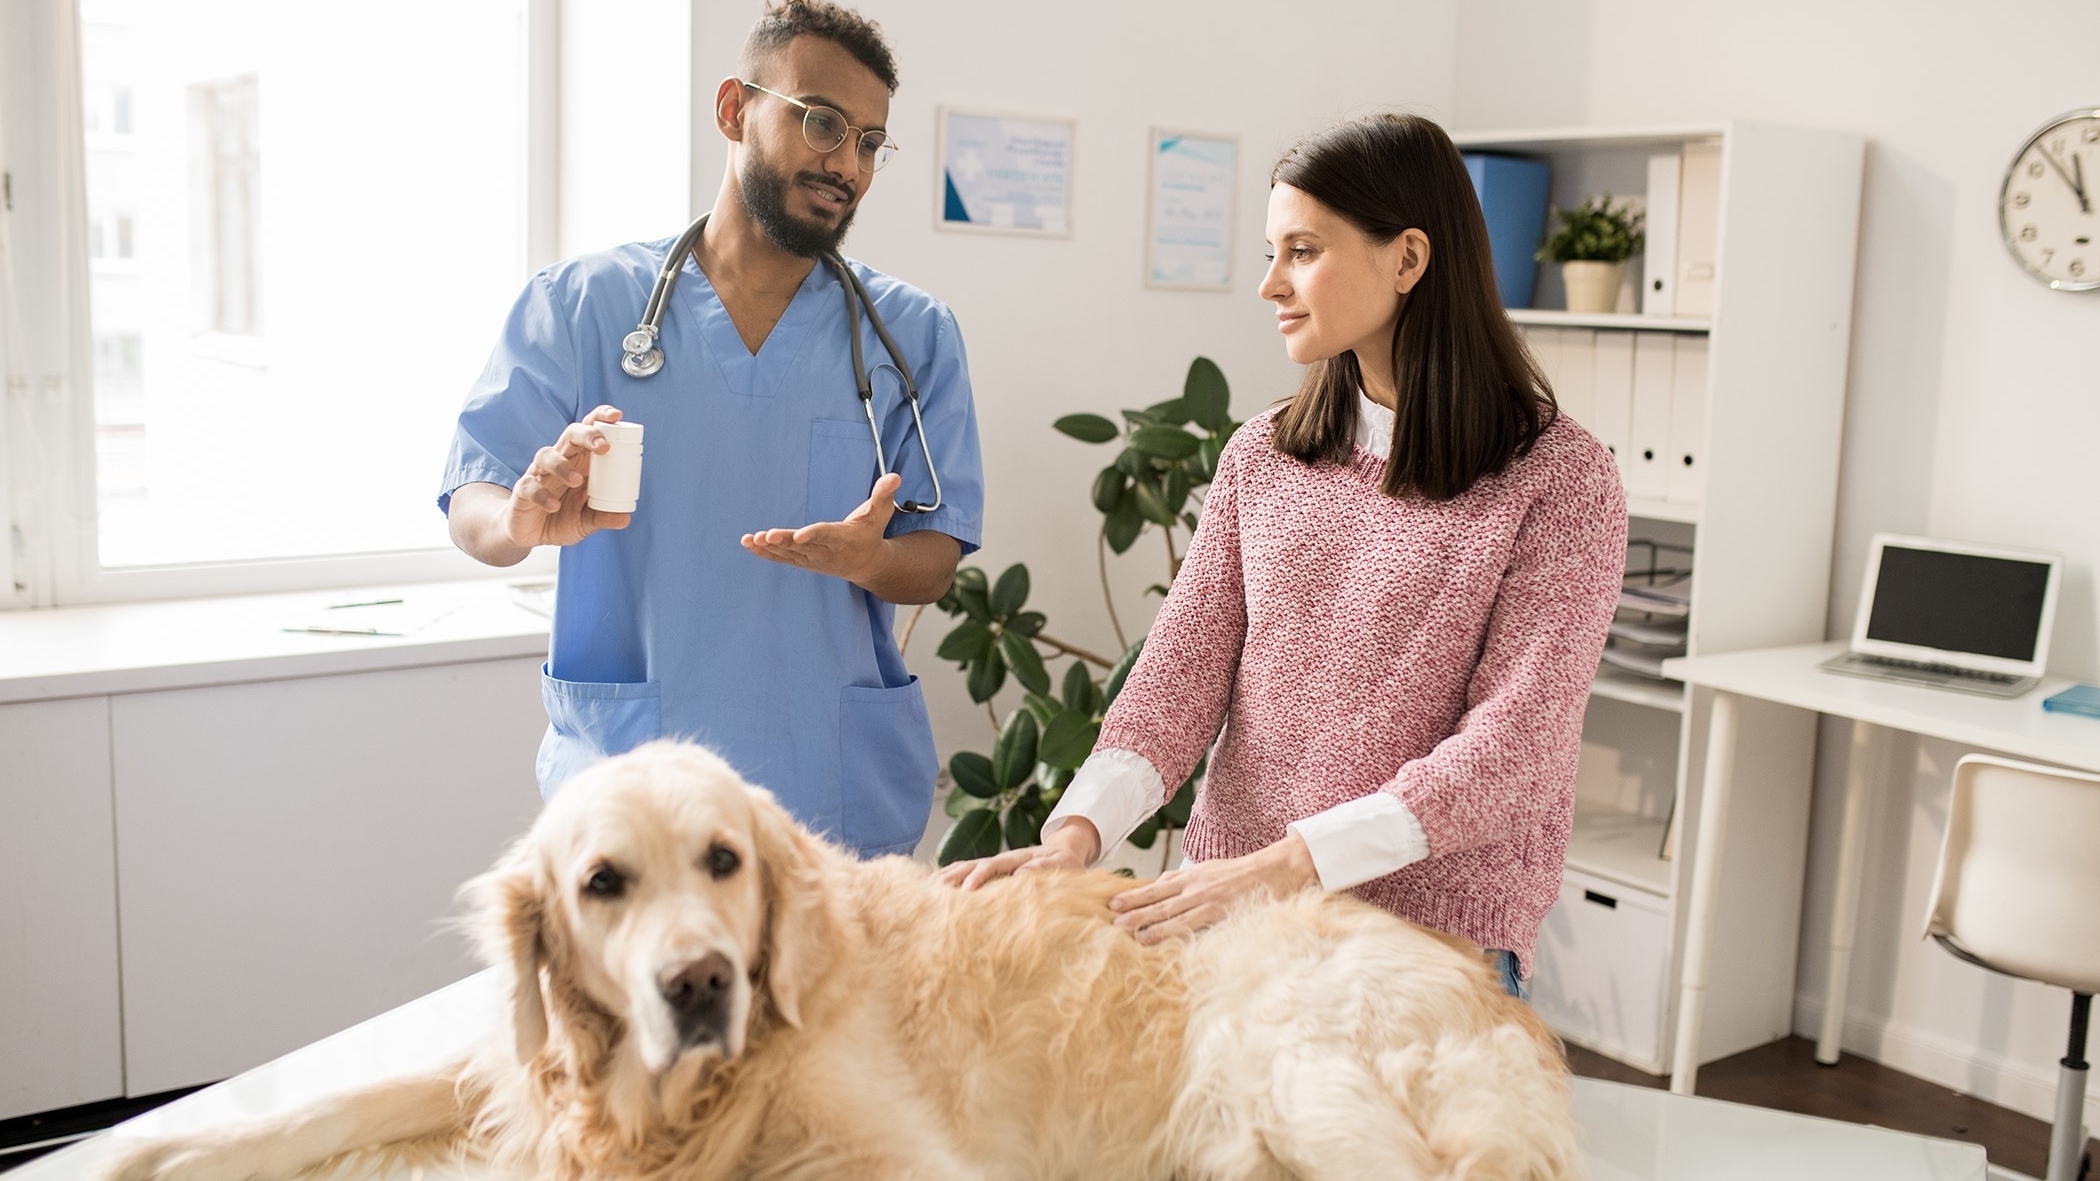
[2000,108,2100,291]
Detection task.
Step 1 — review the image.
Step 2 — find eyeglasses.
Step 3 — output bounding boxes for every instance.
[740,81,899,173]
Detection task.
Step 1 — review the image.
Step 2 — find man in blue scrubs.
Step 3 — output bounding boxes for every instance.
[440,0,983,857]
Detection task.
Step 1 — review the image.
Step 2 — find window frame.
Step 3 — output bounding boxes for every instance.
[2,0,564,610]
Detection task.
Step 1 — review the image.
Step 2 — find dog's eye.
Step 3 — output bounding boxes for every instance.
[582,866,625,900]
[706,844,741,879]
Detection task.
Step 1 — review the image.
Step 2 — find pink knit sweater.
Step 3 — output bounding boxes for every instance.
[1098,407,1627,970]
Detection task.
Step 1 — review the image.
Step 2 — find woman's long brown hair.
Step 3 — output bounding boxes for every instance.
[1269,113,1556,501]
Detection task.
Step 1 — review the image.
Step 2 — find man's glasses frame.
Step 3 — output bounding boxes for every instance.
[740,81,899,173]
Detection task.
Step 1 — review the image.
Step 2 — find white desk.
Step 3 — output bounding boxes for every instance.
[11,969,1986,1181]
[1662,642,2100,1095]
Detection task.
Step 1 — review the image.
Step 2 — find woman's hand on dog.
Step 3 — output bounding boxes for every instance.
[1108,833,1319,946]
[934,818,1099,889]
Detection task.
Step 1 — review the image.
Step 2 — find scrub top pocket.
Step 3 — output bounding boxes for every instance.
[537,667,663,797]
[808,418,878,525]
[838,677,940,854]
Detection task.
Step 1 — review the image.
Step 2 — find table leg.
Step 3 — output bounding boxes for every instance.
[1818,717,1880,1065]
[1671,690,1740,1096]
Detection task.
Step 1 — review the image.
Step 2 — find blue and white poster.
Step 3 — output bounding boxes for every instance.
[1147,131,1237,290]
[937,109,1074,235]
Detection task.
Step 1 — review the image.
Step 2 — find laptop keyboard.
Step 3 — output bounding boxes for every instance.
[1855,655,2020,685]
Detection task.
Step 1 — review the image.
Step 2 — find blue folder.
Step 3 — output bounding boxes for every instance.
[1462,153,1552,309]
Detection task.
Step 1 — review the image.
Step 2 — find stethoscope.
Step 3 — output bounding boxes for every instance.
[619,212,942,514]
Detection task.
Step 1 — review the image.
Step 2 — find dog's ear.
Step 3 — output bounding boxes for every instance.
[748,788,838,1030]
[465,845,551,1064]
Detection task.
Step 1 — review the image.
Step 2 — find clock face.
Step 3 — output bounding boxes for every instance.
[2000,109,2100,291]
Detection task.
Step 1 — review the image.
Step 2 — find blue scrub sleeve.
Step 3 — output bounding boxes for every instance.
[438,270,587,516]
[882,307,985,556]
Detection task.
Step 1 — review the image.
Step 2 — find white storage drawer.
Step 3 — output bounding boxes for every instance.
[1531,866,1671,1072]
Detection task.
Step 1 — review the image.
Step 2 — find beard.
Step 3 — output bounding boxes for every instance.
[739,141,857,258]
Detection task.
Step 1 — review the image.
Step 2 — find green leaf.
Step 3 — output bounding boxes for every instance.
[950,750,999,798]
[1129,425,1201,460]
[1128,816,1161,850]
[999,630,1051,695]
[967,646,1006,703]
[1022,692,1063,728]
[1144,397,1192,426]
[1132,478,1177,527]
[945,786,998,818]
[1145,583,1170,598]
[954,581,993,624]
[1060,659,1096,713]
[1164,466,1191,517]
[1053,412,1121,444]
[990,564,1030,618]
[1197,436,1224,481]
[1007,610,1046,638]
[936,620,994,664]
[1120,408,1161,430]
[1036,762,1075,794]
[937,809,1003,865]
[1184,357,1230,430]
[1038,709,1100,770]
[1114,448,1147,478]
[1104,498,1145,554]
[1091,466,1127,514]
[992,709,1039,790]
[952,566,988,594]
[1181,511,1200,531]
[1104,639,1144,703]
[1004,790,1050,849]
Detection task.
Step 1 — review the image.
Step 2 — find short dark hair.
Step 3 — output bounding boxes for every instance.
[741,0,899,96]
[1269,113,1556,502]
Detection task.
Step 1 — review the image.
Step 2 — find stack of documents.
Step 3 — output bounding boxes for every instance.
[1601,581,1689,681]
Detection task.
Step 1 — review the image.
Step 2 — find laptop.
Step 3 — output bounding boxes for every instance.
[1819,533,2062,698]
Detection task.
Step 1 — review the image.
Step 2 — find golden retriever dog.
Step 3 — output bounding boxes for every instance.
[105,741,1582,1181]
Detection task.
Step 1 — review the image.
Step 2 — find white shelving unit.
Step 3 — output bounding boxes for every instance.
[1457,122,1865,1075]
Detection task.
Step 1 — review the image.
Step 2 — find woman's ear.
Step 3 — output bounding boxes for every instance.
[1394,228,1433,295]
[748,789,838,1030]
[465,846,550,1065]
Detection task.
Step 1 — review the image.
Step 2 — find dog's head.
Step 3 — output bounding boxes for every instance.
[466,742,837,1082]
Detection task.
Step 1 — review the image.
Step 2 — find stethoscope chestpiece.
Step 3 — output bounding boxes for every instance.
[620,328,663,379]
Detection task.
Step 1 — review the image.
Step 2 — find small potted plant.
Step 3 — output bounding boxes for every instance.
[1535,196,1645,314]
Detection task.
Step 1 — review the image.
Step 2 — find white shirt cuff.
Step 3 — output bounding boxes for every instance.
[1287,792,1429,891]
[1041,748,1166,867]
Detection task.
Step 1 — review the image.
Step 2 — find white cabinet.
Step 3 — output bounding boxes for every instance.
[111,658,547,1094]
[0,699,122,1120]
[1462,122,1864,1073]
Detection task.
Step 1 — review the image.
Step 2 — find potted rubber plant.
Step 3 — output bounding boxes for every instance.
[1535,195,1645,314]
[901,357,1240,874]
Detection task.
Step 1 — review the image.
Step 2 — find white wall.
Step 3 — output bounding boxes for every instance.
[1455,0,2100,1125]
[682,0,1458,783]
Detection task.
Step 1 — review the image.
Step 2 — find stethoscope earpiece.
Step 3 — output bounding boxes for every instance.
[618,212,943,514]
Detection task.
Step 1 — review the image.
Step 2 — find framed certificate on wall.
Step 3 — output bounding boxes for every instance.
[935,108,1075,236]
[1146,129,1237,290]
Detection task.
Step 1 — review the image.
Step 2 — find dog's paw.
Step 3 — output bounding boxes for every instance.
[98,1139,260,1181]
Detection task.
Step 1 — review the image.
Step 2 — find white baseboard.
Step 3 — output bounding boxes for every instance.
[1795,995,2098,1135]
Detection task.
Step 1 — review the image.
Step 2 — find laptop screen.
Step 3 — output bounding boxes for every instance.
[1866,545,2053,661]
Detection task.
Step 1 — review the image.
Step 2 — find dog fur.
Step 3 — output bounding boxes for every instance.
[103,740,1583,1181]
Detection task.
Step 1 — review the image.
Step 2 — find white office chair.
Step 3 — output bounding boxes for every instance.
[1926,754,2100,1181]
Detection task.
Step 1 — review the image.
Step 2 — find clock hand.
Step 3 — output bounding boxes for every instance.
[2038,145,2091,213]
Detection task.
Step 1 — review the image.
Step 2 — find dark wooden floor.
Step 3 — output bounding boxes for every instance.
[1568,1035,2095,1178]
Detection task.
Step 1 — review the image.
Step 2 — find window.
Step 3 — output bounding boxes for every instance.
[72,0,536,573]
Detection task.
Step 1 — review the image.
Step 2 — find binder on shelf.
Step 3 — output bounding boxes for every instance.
[1666,336,1709,506]
[1642,152,1681,317]
[1674,142,1723,317]
[1463,153,1552,309]
[1627,333,1675,501]
[1555,329,1597,429]
[1591,331,1635,480]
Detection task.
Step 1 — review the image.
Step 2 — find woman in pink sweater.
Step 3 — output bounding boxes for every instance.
[939,113,1626,993]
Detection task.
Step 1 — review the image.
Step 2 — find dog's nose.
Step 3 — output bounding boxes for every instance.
[659,952,734,1031]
